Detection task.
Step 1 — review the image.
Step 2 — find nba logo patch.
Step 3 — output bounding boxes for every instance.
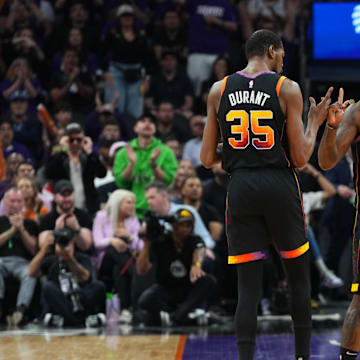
[249,80,254,88]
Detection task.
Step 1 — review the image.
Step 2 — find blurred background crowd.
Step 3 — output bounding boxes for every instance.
[0,0,357,328]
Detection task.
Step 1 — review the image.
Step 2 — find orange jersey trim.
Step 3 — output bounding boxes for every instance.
[220,76,229,96]
[280,241,309,259]
[276,76,286,97]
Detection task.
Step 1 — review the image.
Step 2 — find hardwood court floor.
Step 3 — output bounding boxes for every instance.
[0,301,349,360]
[0,333,186,360]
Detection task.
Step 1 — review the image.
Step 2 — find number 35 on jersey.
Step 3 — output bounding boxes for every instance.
[226,110,275,150]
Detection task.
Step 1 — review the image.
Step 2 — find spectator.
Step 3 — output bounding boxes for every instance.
[28,227,106,327]
[52,27,98,76]
[7,89,43,165]
[182,115,205,169]
[85,94,130,144]
[145,182,214,250]
[137,208,216,326]
[1,57,43,114]
[155,101,191,144]
[15,176,49,223]
[49,48,94,122]
[38,179,93,253]
[45,123,106,214]
[113,114,178,218]
[5,1,45,35]
[197,56,231,115]
[0,153,25,200]
[164,137,182,161]
[298,164,343,289]
[94,136,119,208]
[3,28,45,74]
[186,0,237,96]
[152,9,187,64]
[52,102,73,131]
[0,119,32,162]
[93,189,142,323]
[102,4,151,119]
[145,51,194,118]
[181,176,222,243]
[0,187,38,326]
[168,160,196,202]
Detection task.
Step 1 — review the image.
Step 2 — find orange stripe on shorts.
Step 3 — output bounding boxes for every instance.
[280,241,309,259]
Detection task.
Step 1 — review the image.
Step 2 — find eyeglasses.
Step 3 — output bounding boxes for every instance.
[69,137,83,143]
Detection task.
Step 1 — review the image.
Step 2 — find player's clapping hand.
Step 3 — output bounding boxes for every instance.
[308,87,333,126]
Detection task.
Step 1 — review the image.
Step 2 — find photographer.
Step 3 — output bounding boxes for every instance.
[136,209,217,326]
[38,179,92,252]
[28,227,106,327]
[45,123,106,214]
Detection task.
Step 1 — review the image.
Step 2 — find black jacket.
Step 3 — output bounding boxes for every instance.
[45,151,106,214]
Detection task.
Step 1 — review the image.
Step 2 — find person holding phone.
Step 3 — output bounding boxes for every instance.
[45,122,106,215]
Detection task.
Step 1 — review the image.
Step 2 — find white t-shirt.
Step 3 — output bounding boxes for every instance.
[302,191,324,225]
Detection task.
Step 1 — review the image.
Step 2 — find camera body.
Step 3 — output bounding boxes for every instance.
[142,211,176,243]
[53,227,74,248]
[58,261,84,314]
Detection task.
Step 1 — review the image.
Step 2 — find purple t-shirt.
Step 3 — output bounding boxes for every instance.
[187,0,237,55]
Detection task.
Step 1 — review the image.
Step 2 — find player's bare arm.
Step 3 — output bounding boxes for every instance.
[318,100,360,170]
[200,80,222,168]
[282,79,333,168]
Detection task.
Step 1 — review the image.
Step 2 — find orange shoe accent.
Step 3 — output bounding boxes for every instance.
[280,241,309,259]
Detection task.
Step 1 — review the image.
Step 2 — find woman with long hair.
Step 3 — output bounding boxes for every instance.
[0,57,43,113]
[102,4,151,119]
[93,189,142,323]
[16,176,49,223]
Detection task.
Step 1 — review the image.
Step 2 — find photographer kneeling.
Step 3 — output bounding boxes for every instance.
[28,227,106,327]
[136,209,217,326]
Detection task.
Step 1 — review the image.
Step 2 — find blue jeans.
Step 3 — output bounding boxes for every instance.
[105,62,144,119]
[307,225,321,261]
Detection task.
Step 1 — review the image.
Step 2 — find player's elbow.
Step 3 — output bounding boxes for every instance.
[200,153,214,169]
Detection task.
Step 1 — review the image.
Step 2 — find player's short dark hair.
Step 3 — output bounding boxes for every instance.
[245,29,283,59]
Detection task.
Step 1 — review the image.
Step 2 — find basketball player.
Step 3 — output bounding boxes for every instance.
[200,29,333,360]
[318,92,360,360]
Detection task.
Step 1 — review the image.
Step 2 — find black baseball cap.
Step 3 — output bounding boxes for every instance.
[54,180,74,194]
[173,208,195,224]
[65,122,83,135]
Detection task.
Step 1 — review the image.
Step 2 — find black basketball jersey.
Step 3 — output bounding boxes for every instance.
[217,71,291,173]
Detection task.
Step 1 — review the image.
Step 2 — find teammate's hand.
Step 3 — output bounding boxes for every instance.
[308,87,333,126]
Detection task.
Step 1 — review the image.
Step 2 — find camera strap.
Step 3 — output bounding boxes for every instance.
[119,250,137,276]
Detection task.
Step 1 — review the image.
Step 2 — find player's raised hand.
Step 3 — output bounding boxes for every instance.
[308,87,333,127]
[327,88,352,129]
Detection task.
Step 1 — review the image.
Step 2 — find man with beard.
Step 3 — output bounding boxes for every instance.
[38,180,92,253]
[113,114,178,219]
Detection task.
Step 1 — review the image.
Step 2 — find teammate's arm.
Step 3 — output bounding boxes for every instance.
[282,79,332,168]
[200,81,222,168]
[318,102,359,170]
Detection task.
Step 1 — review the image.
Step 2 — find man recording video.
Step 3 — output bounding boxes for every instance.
[136,208,217,326]
[28,227,106,327]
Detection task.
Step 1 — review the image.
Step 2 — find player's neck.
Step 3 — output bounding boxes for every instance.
[241,59,272,76]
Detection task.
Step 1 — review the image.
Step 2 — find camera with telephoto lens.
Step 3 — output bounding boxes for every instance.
[141,211,176,243]
[54,227,74,248]
[58,261,84,314]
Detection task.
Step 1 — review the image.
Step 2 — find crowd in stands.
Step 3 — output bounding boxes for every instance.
[0,0,353,328]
